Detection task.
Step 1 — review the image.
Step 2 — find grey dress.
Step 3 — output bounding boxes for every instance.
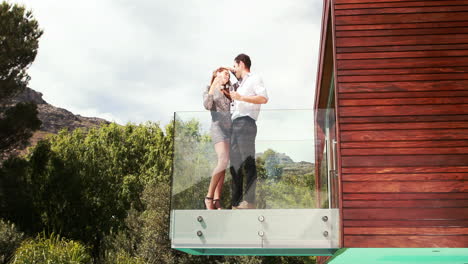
[203,85,232,144]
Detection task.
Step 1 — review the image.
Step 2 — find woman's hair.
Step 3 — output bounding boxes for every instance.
[210,67,232,101]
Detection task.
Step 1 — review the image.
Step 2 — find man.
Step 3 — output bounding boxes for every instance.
[229,53,268,209]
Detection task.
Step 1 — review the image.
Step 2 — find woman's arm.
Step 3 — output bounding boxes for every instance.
[203,88,214,110]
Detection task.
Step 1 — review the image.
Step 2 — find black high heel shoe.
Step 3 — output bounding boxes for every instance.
[204,197,214,209]
[213,199,222,210]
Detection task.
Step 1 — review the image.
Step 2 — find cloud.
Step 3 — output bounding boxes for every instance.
[13,0,323,126]
[9,0,326,167]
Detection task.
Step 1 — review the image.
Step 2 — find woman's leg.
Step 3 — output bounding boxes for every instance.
[206,141,230,209]
[214,141,229,209]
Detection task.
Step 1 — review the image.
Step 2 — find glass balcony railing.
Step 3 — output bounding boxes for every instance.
[170,109,339,256]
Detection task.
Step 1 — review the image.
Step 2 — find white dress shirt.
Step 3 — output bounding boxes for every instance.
[231,72,268,121]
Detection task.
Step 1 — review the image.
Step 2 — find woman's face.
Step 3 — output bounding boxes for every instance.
[217,70,230,85]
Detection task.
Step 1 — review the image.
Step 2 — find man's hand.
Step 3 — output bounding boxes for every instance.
[230,91,242,101]
[224,66,235,74]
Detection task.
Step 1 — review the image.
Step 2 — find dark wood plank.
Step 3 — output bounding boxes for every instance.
[341,155,468,167]
[340,122,468,130]
[329,2,468,246]
[339,115,468,123]
[335,0,464,4]
[339,91,468,99]
[344,235,468,247]
[344,227,468,235]
[337,57,468,70]
[337,50,468,60]
[341,140,468,148]
[339,81,468,93]
[342,147,468,156]
[343,199,468,208]
[343,208,468,220]
[343,181,467,193]
[336,27,468,37]
[316,256,331,264]
[339,74,468,83]
[336,34,468,47]
[335,12,468,26]
[339,105,468,117]
[341,167,468,174]
[343,173,468,181]
[342,192,468,200]
[336,21,468,31]
[335,0,456,3]
[336,6,468,16]
[344,220,468,227]
[338,68,468,76]
[339,98,468,106]
[337,43,468,53]
[335,1,468,10]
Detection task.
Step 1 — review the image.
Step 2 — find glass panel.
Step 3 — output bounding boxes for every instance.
[171,109,339,254]
[316,75,339,210]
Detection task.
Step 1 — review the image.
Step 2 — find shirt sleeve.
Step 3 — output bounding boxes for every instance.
[203,86,214,110]
[254,75,268,100]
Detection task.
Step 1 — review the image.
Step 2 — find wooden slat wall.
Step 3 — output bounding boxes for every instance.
[333,0,468,248]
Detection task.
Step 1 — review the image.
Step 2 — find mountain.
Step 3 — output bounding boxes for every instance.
[256,150,315,179]
[8,88,110,156]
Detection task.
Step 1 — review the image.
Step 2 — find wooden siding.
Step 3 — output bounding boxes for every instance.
[333,0,468,248]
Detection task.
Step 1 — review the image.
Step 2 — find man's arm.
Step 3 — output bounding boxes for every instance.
[231,92,268,104]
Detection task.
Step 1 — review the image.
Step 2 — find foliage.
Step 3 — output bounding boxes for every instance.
[9,233,90,264]
[102,249,145,264]
[0,122,173,258]
[255,150,315,209]
[2,118,318,263]
[172,118,215,209]
[0,1,43,158]
[0,219,24,264]
[262,149,284,181]
[0,102,41,159]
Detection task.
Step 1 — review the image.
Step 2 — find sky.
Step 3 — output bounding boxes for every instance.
[12,0,325,162]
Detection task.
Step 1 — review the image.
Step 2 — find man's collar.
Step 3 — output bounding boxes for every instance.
[241,71,251,79]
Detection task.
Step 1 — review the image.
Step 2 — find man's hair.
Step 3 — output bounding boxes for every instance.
[234,53,251,69]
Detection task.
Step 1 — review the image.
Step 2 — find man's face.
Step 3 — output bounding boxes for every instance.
[233,61,242,79]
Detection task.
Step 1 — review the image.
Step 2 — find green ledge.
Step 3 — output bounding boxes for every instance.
[327,248,468,264]
[175,248,339,256]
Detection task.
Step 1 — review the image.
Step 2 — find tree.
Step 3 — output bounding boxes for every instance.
[0,122,175,260]
[0,219,24,263]
[262,149,284,181]
[0,1,43,159]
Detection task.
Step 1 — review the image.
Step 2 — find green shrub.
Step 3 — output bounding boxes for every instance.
[10,233,91,264]
[102,249,145,264]
[0,219,24,263]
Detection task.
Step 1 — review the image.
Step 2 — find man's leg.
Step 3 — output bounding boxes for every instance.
[230,120,243,207]
[237,117,257,205]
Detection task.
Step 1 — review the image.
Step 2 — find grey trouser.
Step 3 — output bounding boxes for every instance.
[230,116,257,206]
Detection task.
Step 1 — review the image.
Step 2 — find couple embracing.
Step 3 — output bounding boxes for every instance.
[203,53,268,210]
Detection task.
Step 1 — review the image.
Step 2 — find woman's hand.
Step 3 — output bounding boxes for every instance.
[209,76,222,94]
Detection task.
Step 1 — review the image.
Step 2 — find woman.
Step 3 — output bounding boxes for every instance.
[203,67,232,210]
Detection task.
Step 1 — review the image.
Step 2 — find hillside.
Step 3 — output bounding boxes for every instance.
[8,88,110,157]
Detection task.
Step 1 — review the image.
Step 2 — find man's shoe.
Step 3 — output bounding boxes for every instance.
[236,201,256,209]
